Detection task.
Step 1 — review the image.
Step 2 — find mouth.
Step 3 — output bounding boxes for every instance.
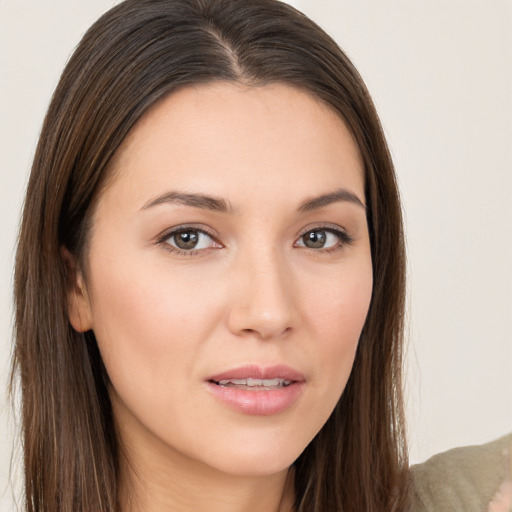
[212,377,292,390]
[207,364,305,388]
[205,365,305,415]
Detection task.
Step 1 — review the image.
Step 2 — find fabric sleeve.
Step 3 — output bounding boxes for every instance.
[410,433,512,512]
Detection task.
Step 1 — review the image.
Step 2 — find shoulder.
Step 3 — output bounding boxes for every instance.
[410,433,512,512]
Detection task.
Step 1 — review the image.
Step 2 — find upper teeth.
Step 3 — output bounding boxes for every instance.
[217,378,291,387]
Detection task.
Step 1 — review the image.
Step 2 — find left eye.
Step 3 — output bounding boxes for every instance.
[295,229,343,250]
[165,229,217,251]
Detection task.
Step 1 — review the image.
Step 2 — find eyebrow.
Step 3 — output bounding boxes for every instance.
[298,188,366,212]
[141,187,365,214]
[142,191,233,213]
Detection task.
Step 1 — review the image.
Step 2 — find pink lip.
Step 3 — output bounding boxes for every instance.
[205,365,306,416]
[207,364,306,383]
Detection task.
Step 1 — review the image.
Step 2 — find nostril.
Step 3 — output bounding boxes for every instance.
[239,325,292,340]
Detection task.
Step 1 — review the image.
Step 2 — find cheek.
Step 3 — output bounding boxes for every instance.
[304,258,372,342]
[300,260,372,400]
[86,257,222,399]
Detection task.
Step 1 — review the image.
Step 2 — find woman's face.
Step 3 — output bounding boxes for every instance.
[69,83,372,477]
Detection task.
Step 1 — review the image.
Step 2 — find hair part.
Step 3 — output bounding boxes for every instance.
[12,1,410,510]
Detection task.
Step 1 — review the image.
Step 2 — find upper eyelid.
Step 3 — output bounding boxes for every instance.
[157,224,219,242]
[296,223,349,237]
[157,222,347,236]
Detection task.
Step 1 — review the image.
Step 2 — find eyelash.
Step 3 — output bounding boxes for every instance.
[156,223,354,256]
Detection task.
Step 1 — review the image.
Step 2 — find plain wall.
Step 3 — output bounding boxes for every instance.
[1,0,511,509]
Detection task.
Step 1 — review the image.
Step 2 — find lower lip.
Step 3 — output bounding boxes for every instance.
[205,381,304,415]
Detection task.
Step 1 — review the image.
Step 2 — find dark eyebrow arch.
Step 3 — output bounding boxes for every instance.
[141,191,233,213]
[298,188,366,212]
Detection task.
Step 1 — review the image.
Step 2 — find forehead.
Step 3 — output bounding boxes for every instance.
[103,82,365,210]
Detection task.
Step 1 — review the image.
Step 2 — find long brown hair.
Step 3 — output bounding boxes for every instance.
[12,0,409,510]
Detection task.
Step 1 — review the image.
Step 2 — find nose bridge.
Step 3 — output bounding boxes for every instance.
[228,242,295,339]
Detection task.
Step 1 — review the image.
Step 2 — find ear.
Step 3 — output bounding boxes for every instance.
[61,247,93,332]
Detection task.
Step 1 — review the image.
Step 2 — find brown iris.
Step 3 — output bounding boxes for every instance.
[173,230,200,250]
[302,230,327,249]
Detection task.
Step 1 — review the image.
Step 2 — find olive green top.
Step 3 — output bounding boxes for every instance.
[411,433,512,512]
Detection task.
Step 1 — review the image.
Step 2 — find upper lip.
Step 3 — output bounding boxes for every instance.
[207,364,306,383]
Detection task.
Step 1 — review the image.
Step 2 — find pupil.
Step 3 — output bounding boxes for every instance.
[175,230,198,249]
[304,230,326,248]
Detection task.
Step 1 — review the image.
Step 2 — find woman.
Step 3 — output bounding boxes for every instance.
[9,1,509,511]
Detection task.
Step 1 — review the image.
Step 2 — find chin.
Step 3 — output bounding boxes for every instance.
[207,448,300,478]
[184,424,316,478]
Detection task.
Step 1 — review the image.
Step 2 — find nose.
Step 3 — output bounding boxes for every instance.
[226,249,297,340]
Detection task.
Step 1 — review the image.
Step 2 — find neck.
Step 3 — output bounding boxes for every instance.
[119,449,295,512]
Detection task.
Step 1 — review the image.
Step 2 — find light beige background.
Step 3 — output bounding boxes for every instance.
[1,1,511,509]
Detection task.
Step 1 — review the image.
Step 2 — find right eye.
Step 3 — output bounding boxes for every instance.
[162,227,221,254]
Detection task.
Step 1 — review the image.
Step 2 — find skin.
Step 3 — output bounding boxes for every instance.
[67,82,373,512]
[487,474,512,512]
